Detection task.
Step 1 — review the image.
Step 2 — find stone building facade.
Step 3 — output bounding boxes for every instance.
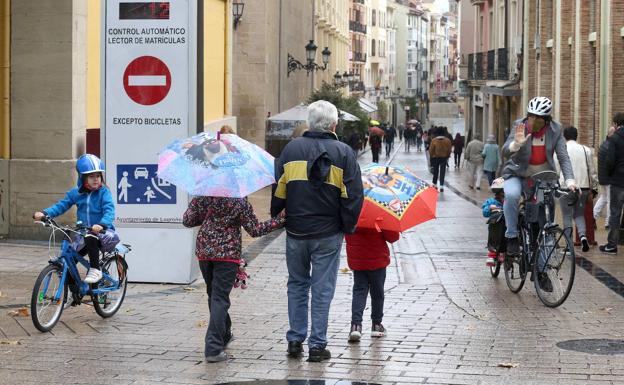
[232,0,314,147]
[1,0,234,239]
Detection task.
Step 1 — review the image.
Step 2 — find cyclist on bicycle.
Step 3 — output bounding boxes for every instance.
[33,154,119,284]
[501,96,577,257]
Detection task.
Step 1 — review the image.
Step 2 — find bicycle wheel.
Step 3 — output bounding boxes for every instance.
[31,264,67,332]
[490,259,501,278]
[534,227,575,307]
[93,255,128,318]
[504,227,529,293]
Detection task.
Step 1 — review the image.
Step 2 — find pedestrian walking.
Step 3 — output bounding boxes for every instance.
[555,126,598,252]
[271,100,364,362]
[429,127,453,192]
[384,126,395,158]
[183,197,284,363]
[595,130,615,229]
[348,130,362,157]
[398,123,405,141]
[482,134,501,186]
[345,227,400,342]
[370,133,382,163]
[599,113,624,255]
[465,136,485,189]
[452,133,465,168]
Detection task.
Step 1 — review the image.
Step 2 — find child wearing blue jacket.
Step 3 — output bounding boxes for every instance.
[34,154,119,284]
[482,178,506,267]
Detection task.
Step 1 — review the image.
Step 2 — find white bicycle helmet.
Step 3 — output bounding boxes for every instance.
[527,96,553,116]
[491,177,505,193]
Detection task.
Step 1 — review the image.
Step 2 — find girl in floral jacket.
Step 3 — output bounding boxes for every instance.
[183,196,284,362]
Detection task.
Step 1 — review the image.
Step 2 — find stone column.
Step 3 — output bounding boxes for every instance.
[9,0,87,238]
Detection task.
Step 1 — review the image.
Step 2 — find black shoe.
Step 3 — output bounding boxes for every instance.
[506,237,520,256]
[307,346,331,362]
[224,332,234,348]
[599,244,618,255]
[537,273,553,293]
[287,341,304,358]
[580,236,590,252]
[205,351,228,363]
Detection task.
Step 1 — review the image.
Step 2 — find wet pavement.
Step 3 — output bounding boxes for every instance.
[1,141,624,384]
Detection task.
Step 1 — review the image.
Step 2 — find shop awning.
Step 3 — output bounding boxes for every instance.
[358,98,378,113]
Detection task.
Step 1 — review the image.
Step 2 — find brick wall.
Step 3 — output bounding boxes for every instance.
[611,1,624,125]
[537,1,553,100]
[577,0,599,147]
[559,1,575,127]
[527,0,537,100]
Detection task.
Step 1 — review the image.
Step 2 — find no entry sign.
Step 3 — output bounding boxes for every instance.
[123,56,172,105]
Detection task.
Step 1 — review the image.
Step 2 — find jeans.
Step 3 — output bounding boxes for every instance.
[199,260,237,357]
[351,268,386,325]
[454,152,462,167]
[503,176,523,238]
[431,157,447,186]
[560,190,589,237]
[607,185,624,247]
[385,142,393,157]
[286,232,343,349]
[484,170,496,186]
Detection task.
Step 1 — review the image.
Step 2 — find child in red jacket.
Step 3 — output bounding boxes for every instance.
[345,227,400,342]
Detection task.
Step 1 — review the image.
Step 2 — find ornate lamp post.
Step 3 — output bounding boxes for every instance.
[287,40,331,77]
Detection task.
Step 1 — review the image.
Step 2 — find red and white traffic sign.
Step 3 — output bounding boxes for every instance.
[123,56,171,105]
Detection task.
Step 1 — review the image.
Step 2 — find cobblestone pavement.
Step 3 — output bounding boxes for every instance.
[1,143,624,385]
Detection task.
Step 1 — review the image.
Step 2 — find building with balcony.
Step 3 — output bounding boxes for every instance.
[314,0,351,90]
[460,0,523,143]
[349,0,369,94]
[365,0,388,98]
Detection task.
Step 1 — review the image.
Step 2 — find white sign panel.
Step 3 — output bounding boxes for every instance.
[104,0,193,225]
[102,1,198,283]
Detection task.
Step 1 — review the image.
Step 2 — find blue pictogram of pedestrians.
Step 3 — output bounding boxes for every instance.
[116,164,176,204]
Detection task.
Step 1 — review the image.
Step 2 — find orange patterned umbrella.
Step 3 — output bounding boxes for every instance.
[356,164,438,232]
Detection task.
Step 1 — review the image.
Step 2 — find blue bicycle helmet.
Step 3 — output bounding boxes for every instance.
[76,154,105,187]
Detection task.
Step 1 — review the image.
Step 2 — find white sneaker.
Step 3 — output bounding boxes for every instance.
[84,268,102,284]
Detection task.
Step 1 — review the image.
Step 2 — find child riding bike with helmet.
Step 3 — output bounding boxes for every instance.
[33,154,119,284]
[482,177,506,267]
[501,97,577,286]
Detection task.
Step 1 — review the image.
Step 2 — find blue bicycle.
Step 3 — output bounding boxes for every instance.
[31,217,130,332]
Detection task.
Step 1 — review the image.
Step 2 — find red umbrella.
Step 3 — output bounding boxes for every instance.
[368,126,385,136]
[356,165,438,232]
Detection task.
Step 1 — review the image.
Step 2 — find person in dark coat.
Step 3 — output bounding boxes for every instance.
[599,113,624,254]
[345,227,400,342]
[453,133,465,169]
[271,100,364,362]
[370,133,382,163]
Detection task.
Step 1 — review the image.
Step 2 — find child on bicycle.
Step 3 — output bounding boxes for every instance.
[182,196,285,363]
[482,178,506,267]
[33,154,119,284]
[345,226,400,342]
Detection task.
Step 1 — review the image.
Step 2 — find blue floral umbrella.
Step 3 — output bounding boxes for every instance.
[157,132,275,197]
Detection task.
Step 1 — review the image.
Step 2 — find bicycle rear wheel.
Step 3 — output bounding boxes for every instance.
[534,227,575,307]
[31,264,67,332]
[490,259,501,278]
[504,227,529,293]
[93,255,128,318]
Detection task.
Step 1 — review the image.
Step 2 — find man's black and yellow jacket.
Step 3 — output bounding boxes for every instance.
[270,130,364,239]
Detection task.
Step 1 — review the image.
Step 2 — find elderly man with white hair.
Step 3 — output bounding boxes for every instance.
[271,100,364,362]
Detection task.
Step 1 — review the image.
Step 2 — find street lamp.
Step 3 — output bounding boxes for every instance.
[232,1,244,30]
[287,40,331,77]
